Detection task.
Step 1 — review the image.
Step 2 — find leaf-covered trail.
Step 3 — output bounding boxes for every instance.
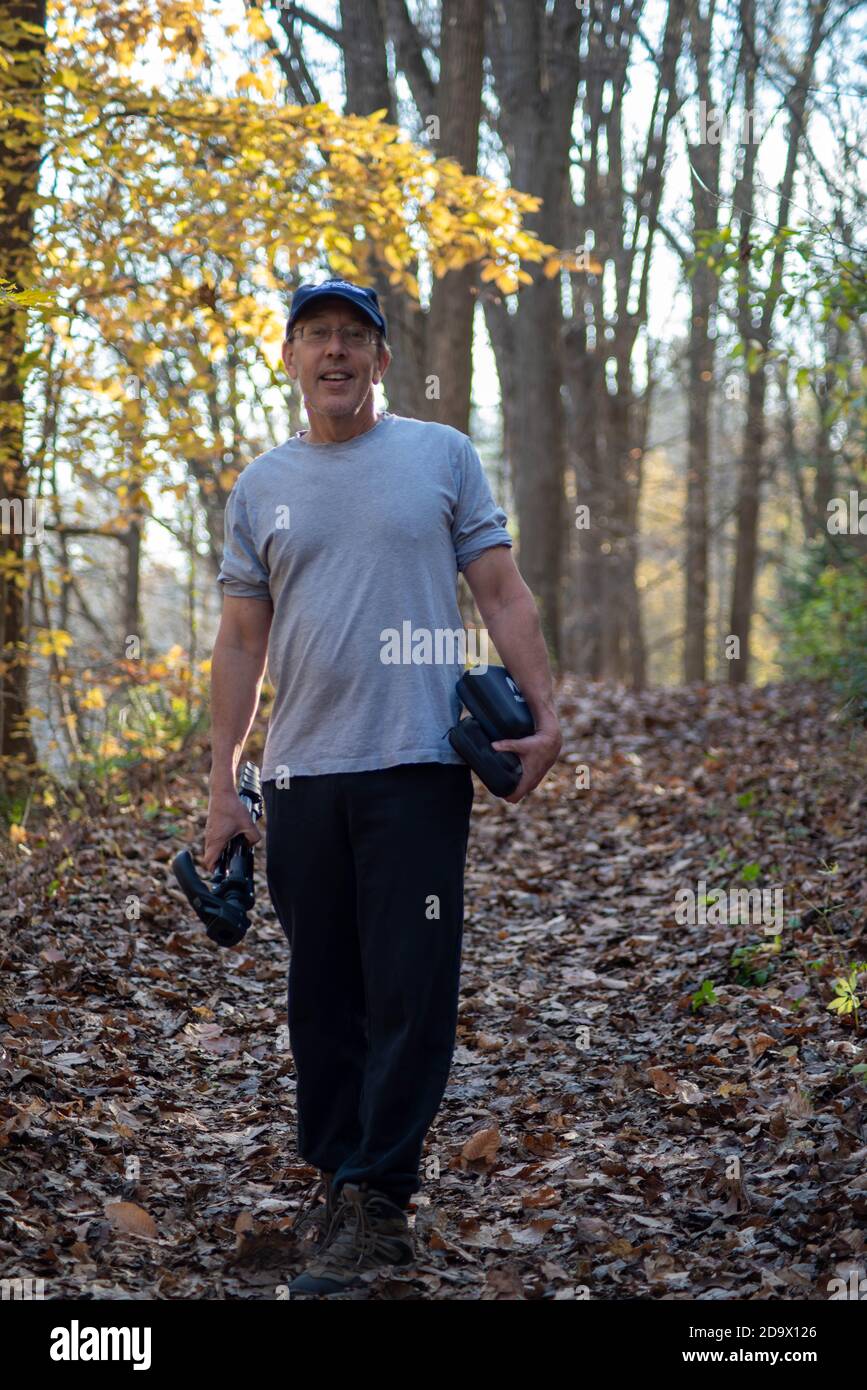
[2,682,866,1299]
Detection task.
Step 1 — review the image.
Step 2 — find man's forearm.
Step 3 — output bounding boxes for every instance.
[481,593,560,734]
[209,641,267,791]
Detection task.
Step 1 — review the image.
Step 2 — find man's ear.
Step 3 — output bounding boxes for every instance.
[281,338,298,380]
[373,345,391,384]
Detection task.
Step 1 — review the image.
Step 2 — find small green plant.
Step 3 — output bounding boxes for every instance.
[827,962,867,1029]
[704,845,732,875]
[691,978,718,1012]
[730,937,782,985]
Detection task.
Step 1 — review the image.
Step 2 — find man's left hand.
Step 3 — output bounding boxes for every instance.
[490,725,562,804]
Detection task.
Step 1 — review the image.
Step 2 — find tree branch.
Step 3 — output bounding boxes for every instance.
[385,0,437,115]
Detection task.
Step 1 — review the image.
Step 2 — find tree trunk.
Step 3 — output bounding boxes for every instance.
[728,365,765,679]
[123,520,142,650]
[339,0,426,417]
[424,0,484,433]
[728,0,826,682]
[485,0,581,664]
[0,0,46,769]
[683,0,720,683]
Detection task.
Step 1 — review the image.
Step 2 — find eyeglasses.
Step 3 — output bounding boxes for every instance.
[289,322,378,346]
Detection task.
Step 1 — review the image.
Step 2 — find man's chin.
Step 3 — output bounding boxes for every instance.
[306,390,367,418]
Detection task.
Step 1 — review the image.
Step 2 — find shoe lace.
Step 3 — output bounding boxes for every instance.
[291,1175,330,1238]
[319,1189,408,1268]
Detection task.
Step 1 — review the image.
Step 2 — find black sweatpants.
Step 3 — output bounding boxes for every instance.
[262,761,474,1209]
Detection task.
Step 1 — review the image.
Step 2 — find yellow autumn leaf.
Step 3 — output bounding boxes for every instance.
[236,73,270,99]
[79,686,106,710]
[245,8,272,41]
[493,271,519,294]
[34,628,74,658]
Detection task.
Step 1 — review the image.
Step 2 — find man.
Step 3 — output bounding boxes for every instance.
[206,276,561,1295]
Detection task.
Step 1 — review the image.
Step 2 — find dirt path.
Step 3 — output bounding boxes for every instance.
[2,681,865,1299]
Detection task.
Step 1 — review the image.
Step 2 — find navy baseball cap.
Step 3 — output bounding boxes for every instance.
[285,278,387,340]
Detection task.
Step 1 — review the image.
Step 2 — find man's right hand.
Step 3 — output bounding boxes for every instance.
[203,788,262,872]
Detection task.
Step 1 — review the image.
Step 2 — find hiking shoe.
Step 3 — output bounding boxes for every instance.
[290,1170,336,1244]
[287,1182,415,1295]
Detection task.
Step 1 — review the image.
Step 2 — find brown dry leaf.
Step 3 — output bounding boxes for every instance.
[522,1131,558,1156]
[786,1087,814,1117]
[482,1264,526,1300]
[572,1216,612,1244]
[608,1238,639,1258]
[462,1125,500,1162]
[105,1201,158,1239]
[647,1066,678,1096]
[521,1185,560,1209]
[744,1032,777,1062]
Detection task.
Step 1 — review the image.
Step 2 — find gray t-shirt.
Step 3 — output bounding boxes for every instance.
[216,410,512,779]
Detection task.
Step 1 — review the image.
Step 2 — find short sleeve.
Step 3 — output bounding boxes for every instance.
[451,437,512,573]
[217,481,271,599]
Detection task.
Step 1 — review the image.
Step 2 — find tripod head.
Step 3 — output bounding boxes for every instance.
[172,761,263,948]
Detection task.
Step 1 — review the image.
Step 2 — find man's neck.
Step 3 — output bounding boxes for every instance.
[298,409,384,446]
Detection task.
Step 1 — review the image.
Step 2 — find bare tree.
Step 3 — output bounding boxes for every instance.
[424,0,485,432]
[682,0,722,682]
[563,0,686,686]
[484,0,582,664]
[728,0,829,683]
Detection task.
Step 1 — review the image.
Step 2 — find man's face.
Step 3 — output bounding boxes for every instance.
[281,296,390,421]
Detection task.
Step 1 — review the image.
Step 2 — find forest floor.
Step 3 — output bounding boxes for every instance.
[1,680,866,1301]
